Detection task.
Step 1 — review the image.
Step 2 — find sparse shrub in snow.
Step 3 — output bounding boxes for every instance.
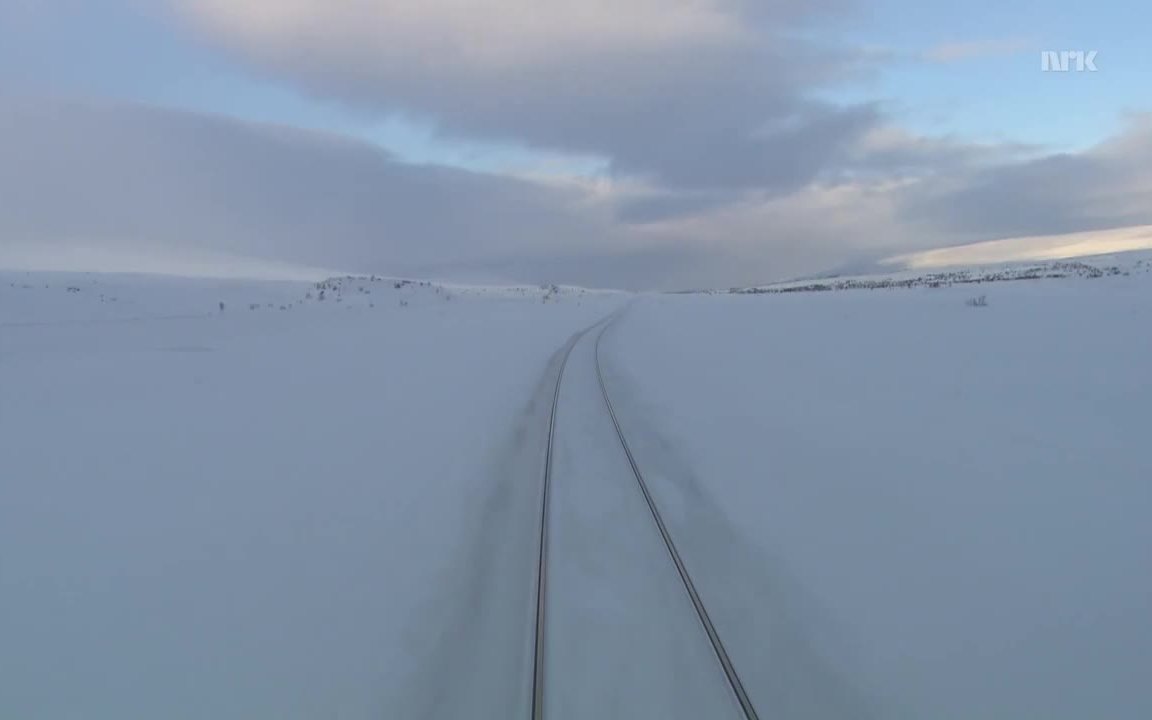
[966,295,989,307]
[541,283,561,303]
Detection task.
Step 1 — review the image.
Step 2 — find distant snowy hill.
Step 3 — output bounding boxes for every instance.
[735,247,1152,295]
[0,270,612,326]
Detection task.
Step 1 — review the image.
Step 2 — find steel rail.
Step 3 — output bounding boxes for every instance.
[530,320,603,720]
[593,317,761,720]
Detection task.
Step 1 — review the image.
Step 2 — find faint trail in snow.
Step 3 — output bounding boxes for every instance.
[390,317,613,719]
[0,313,210,328]
[388,341,565,719]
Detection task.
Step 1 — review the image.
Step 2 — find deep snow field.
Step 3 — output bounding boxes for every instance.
[600,252,1152,719]
[3,256,1151,719]
[0,271,624,718]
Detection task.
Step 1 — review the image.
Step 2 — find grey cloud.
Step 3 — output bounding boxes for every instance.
[4,99,1151,291]
[615,191,739,225]
[901,116,1152,240]
[0,98,643,280]
[170,0,878,194]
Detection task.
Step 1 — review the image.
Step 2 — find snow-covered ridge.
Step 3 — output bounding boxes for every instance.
[1,270,615,325]
[308,275,614,307]
[734,249,1152,295]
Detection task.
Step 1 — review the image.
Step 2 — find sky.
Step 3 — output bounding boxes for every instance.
[0,0,1147,289]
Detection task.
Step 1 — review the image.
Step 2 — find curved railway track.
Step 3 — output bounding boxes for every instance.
[530,324,594,720]
[530,311,759,720]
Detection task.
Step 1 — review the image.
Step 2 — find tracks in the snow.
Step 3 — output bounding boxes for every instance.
[530,323,592,720]
[530,313,760,720]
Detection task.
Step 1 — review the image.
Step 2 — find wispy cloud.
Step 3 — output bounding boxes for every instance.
[922,38,1034,63]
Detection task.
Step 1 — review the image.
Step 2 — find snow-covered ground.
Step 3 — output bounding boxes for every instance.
[0,271,623,718]
[3,258,1150,718]
[601,255,1152,719]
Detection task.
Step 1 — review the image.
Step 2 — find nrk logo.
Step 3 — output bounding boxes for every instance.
[1041,50,1099,72]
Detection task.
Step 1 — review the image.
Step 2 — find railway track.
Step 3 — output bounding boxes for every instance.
[530,324,594,720]
[530,312,760,720]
